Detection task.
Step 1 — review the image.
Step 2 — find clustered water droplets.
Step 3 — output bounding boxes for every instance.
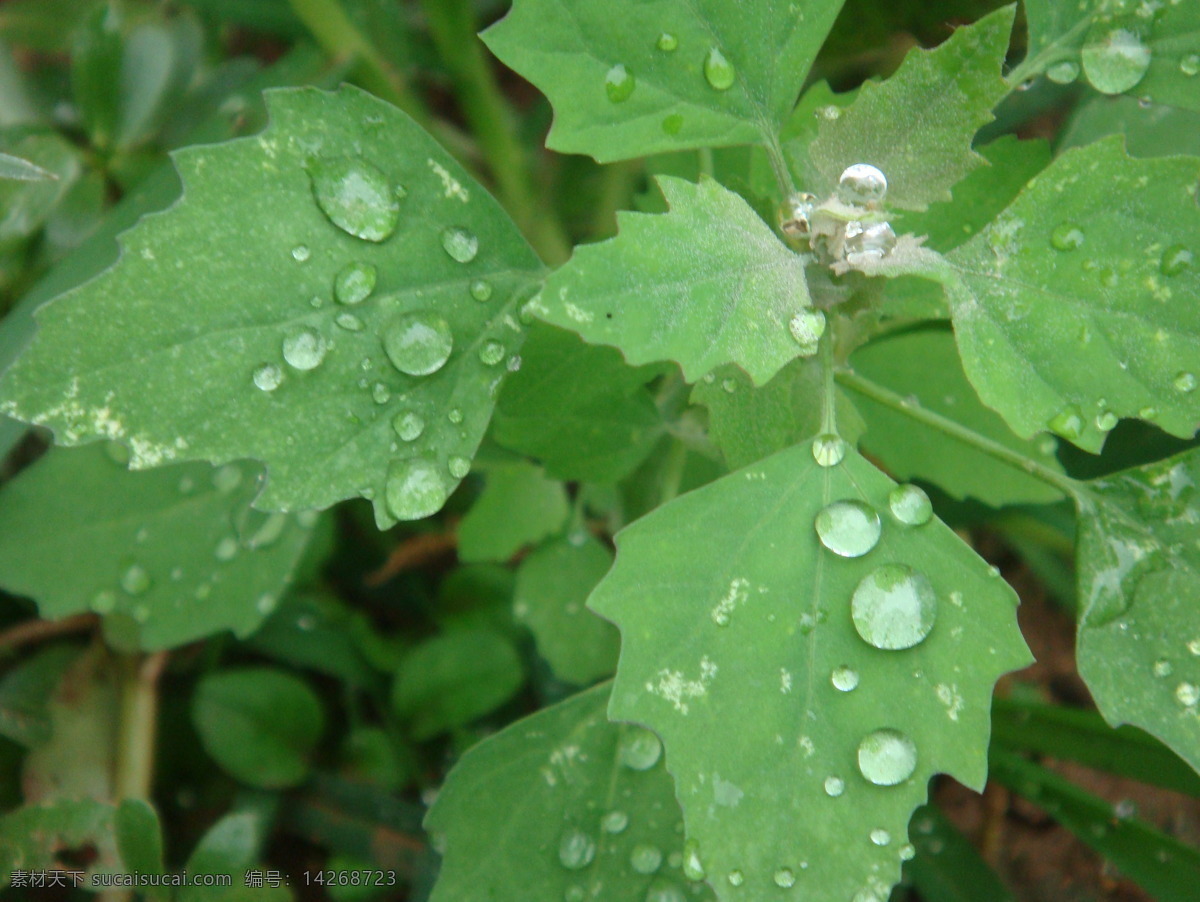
[780,163,899,273]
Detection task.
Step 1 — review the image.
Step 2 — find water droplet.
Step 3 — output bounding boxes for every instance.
[852,564,938,650]
[644,880,686,902]
[1161,244,1194,276]
[215,536,239,561]
[253,364,283,392]
[336,312,364,331]
[831,666,859,692]
[565,887,585,902]
[383,311,454,376]
[291,244,311,262]
[1047,60,1081,83]
[1174,371,1197,393]
[720,377,737,394]
[870,829,891,846]
[1048,405,1084,440]
[815,500,882,558]
[681,840,705,881]
[605,64,636,103]
[1096,409,1119,432]
[1050,223,1085,251]
[335,262,377,305]
[372,383,391,404]
[838,164,888,206]
[470,279,493,302]
[812,434,847,467]
[857,728,918,786]
[121,564,151,595]
[92,590,117,614]
[656,32,678,52]
[703,47,736,91]
[448,408,464,424]
[448,456,471,479]
[773,868,795,888]
[558,827,596,870]
[600,810,628,834]
[1139,406,1158,420]
[1188,639,1200,656]
[780,192,816,239]
[1156,660,1174,681]
[385,458,449,520]
[479,340,506,366]
[788,308,826,354]
[888,484,932,526]
[631,844,663,874]
[441,227,479,263]
[661,114,684,135]
[1114,799,1137,820]
[393,411,424,442]
[619,726,662,770]
[1176,682,1199,706]
[824,776,845,797]
[726,870,744,887]
[283,329,328,371]
[1082,23,1151,95]
[899,844,916,861]
[308,156,400,243]
[212,465,242,494]
[1182,53,1200,77]
[845,221,897,259]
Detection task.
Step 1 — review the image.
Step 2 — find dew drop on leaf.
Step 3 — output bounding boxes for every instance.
[721,377,737,394]
[1096,409,1119,432]
[253,364,283,392]
[870,829,891,846]
[726,870,744,887]
[888,484,932,526]
[815,500,882,558]
[335,261,377,304]
[605,64,636,103]
[291,244,310,262]
[448,408,464,424]
[308,156,401,243]
[899,844,916,861]
[448,456,471,479]
[469,278,493,302]
[788,308,826,355]
[1049,223,1085,251]
[656,32,678,52]
[121,564,151,595]
[383,311,454,376]
[557,827,596,870]
[212,465,242,493]
[661,114,684,135]
[1174,371,1197,393]
[600,810,628,834]
[831,665,860,692]
[845,221,896,259]
[703,47,736,91]
[441,226,479,263]
[837,163,888,206]
[1176,682,1199,707]
[1160,245,1193,276]
[335,312,364,332]
[1182,53,1200,77]
[1081,24,1151,95]
[1046,60,1080,83]
[385,458,448,520]
[630,844,663,874]
[215,536,239,561]
[851,564,938,650]
[393,411,425,442]
[479,340,506,366]
[1153,659,1172,677]
[857,728,918,785]
[565,888,585,902]
[282,329,328,371]
[371,383,391,404]
[773,867,795,888]
[681,840,705,880]
[812,434,847,468]
[644,880,686,902]
[1048,405,1084,439]
[824,775,845,797]
[92,590,116,614]
[618,726,662,770]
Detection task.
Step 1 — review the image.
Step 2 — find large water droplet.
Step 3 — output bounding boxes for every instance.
[812,434,847,468]
[441,227,479,263]
[558,827,596,870]
[838,164,888,206]
[1050,223,1085,251]
[703,47,736,91]
[656,32,678,52]
[681,840,705,881]
[1047,60,1081,83]
[1048,405,1084,440]
[789,308,826,355]
[631,844,663,874]
[824,775,845,797]
[335,262,377,305]
[619,727,662,770]
[121,564,151,595]
[601,810,628,834]
[857,728,918,785]
[253,364,283,392]
[888,485,932,526]
[393,411,425,442]
[852,564,938,650]
[283,329,328,371]
[385,458,449,520]
[815,500,881,558]
[479,340,506,366]
[308,156,400,242]
[845,221,896,259]
[870,828,891,846]
[1174,371,1197,393]
[605,64,636,103]
[773,868,795,888]
[1161,245,1194,276]
[831,666,859,692]
[383,312,454,376]
[1082,24,1151,95]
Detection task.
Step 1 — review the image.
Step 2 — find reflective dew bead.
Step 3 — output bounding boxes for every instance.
[605,64,636,103]
[837,163,888,206]
[703,47,736,91]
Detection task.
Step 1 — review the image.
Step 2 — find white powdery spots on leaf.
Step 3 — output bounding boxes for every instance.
[711,773,744,807]
[780,668,793,694]
[564,302,594,324]
[427,159,469,202]
[935,683,965,721]
[646,656,717,714]
[711,577,750,626]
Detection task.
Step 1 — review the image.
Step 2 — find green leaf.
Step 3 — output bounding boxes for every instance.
[532,176,809,385]
[0,132,82,248]
[0,85,544,528]
[806,6,1015,211]
[905,805,1014,902]
[938,136,1200,453]
[426,683,715,902]
[492,325,664,483]
[1071,447,1200,776]
[391,629,523,739]
[184,810,265,876]
[0,798,121,885]
[192,667,325,788]
[1060,95,1200,159]
[457,462,569,563]
[847,327,1067,506]
[1023,0,1200,110]
[0,445,317,649]
[0,644,77,748]
[589,439,1030,901]
[513,534,619,685]
[0,151,56,182]
[247,592,378,688]
[71,2,124,150]
[115,798,164,876]
[481,0,845,162]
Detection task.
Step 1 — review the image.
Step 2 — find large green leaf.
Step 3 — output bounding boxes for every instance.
[426,683,716,902]
[1072,447,1200,775]
[457,461,569,563]
[1023,0,1200,110]
[0,798,122,888]
[531,176,809,386]
[482,0,845,162]
[589,439,1030,902]
[806,6,1015,210]
[0,444,317,649]
[940,137,1200,453]
[0,85,544,528]
[1059,95,1200,159]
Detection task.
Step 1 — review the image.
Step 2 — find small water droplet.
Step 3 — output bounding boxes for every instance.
[372,383,391,404]
[386,458,449,520]
[831,666,860,692]
[605,64,636,103]
[479,340,506,366]
[283,329,328,371]
[92,590,117,614]
[335,262,377,304]
[644,880,686,902]
[336,312,364,331]
[565,887,585,902]
[470,279,493,301]
[121,564,151,595]
[812,434,847,467]
[1153,659,1172,678]
[619,726,662,770]
[291,244,310,262]
[1114,799,1137,820]
[870,829,891,846]
[215,536,239,561]
[1050,223,1085,251]
[899,844,916,861]
[441,227,479,263]
[1161,244,1194,276]
[1096,409,1119,432]
[656,32,678,52]
[816,500,881,558]
[788,308,826,354]
[838,164,888,206]
[852,564,938,650]
[1082,24,1151,95]
[824,776,845,797]
[383,311,454,376]
[1176,682,1199,707]
[681,840,705,881]
[558,827,596,870]
[600,810,628,834]
[1174,371,1197,393]
[448,456,471,479]
[703,47,736,91]
[212,465,242,494]
[1188,639,1200,656]
[773,867,795,888]
[888,484,932,526]
[857,728,918,786]
[393,411,424,442]
[308,156,400,242]
[661,114,684,135]
[448,408,464,424]
[726,870,744,887]
[1047,60,1081,83]
[1182,53,1200,77]
[253,364,283,392]
[1048,405,1084,439]
[1139,406,1159,420]
[631,844,663,874]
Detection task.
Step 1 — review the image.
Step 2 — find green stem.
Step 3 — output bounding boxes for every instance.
[763,133,796,200]
[419,0,571,265]
[589,160,642,238]
[835,368,1083,498]
[112,651,167,802]
[819,331,837,435]
[659,439,688,505]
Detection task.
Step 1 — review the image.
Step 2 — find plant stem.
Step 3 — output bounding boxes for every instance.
[419,0,571,265]
[819,331,837,435]
[0,612,96,652]
[835,368,1083,499]
[763,133,796,200]
[113,651,169,802]
[659,439,688,505]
